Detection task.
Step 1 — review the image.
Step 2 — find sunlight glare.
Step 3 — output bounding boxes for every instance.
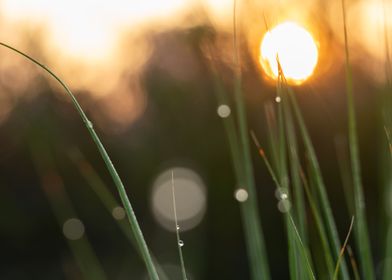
[260,21,318,84]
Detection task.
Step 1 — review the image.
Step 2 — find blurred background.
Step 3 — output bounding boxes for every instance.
[0,0,391,279]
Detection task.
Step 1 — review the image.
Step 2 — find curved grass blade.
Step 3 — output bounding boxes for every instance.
[0,42,159,280]
[67,149,169,280]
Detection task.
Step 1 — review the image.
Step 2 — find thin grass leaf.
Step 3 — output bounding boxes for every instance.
[250,131,315,280]
[288,215,316,280]
[382,126,392,280]
[333,216,355,280]
[299,167,335,276]
[276,76,304,280]
[282,86,307,242]
[67,149,169,280]
[341,1,375,278]
[264,103,281,174]
[231,1,270,279]
[171,171,188,280]
[279,72,309,279]
[285,82,350,279]
[334,137,355,215]
[0,42,160,280]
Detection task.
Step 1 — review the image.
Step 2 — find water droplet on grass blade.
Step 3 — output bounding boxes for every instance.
[178,240,184,247]
[176,225,180,230]
[234,188,248,202]
[275,187,288,200]
[277,200,292,213]
[86,120,93,128]
[275,96,281,103]
[280,193,288,200]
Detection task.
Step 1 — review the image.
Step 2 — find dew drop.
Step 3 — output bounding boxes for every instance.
[86,120,93,128]
[277,200,292,213]
[178,240,184,247]
[234,188,248,202]
[176,225,180,230]
[275,96,281,103]
[275,188,288,200]
[280,193,288,200]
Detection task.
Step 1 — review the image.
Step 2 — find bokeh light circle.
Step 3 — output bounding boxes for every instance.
[151,167,207,232]
[63,218,85,240]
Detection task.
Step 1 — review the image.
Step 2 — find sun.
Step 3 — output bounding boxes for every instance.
[260,21,318,84]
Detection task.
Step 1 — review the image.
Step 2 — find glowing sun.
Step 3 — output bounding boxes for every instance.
[260,21,318,84]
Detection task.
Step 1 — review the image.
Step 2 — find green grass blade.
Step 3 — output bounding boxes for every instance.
[231,1,270,278]
[286,85,350,279]
[250,133,315,279]
[67,149,169,280]
[0,42,160,280]
[299,168,335,276]
[341,1,375,278]
[264,103,281,175]
[334,137,355,215]
[276,79,303,280]
[383,126,392,280]
[234,75,271,280]
[288,215,316,280]
[280,77,309,279]
[282,91,307,241]
[209,51,270,279]
[171,171,188,280]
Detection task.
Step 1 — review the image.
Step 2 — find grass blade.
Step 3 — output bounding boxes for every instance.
[299,167,335,276]
[171,171,188,280]
[286,84,350,279]
[333,216,355,280]
[276,78,303,280]
[383,126,392,280]
[250,132,315,280]
[231,1,271,278]
[334,137,355,215]
[0,42,159,280]
[341,1,375,278]
[67,149,169,280]
[282,88,307,242]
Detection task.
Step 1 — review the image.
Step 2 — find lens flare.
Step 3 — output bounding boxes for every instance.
[260,21,318,84]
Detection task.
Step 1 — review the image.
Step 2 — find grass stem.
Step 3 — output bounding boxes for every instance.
[0,42,159,280]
